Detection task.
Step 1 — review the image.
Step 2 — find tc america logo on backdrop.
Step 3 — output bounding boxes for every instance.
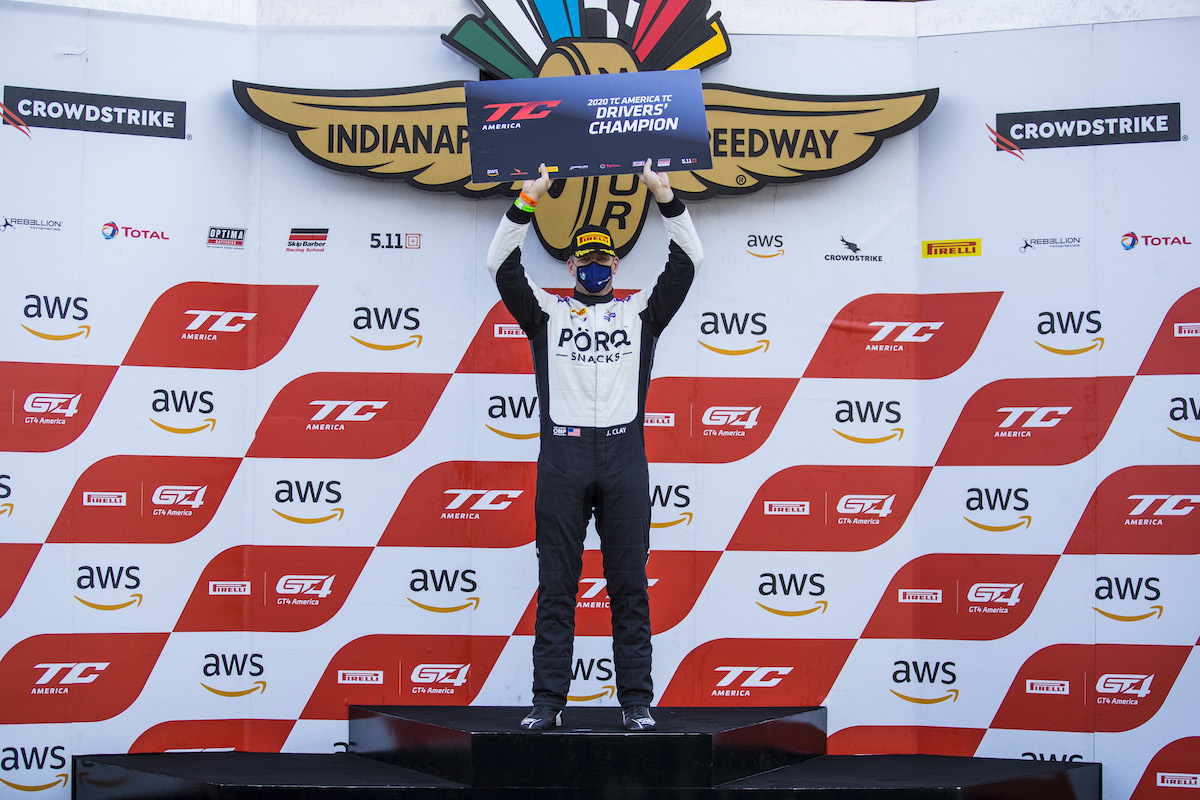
[232,0,937,259]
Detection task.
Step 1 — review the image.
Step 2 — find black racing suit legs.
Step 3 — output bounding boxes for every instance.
[532,424,653,710]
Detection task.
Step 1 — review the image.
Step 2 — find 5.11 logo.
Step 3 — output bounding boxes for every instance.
[369,233,421,250]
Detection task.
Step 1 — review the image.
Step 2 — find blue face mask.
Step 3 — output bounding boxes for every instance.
[575,262,613,293]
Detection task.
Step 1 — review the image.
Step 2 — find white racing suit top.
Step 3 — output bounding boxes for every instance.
[485,197,703,431]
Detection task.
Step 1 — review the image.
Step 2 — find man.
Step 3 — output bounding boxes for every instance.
[486,160,702,732]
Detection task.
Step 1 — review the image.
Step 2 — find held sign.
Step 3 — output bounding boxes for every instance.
[465,69,711,181]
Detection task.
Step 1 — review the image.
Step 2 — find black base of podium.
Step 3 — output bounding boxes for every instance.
[349,705,827,787]
[73,706,1101,800]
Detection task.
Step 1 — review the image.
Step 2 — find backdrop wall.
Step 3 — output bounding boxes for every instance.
[1,2,1197,798]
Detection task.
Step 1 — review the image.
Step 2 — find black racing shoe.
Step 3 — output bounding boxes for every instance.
[622,705,656,731]
[519,705,562,731]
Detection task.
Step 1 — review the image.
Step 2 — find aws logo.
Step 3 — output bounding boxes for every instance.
[0,472,11,519]
[351,305,422,351]
[963,487,1031,532]
[1093,575,1163,622]
[745,233,783,258]
[234,1,936,260]
[569,656,615,702]
[74,565,142,611]
[486,394,539,439]
[1035,309,1103,355]
[273,479,344,524]
[756,571,827,617]
[149,388,216,434]
[833,399,904,444]
[698,311,769,356]
[650,482,691,528]
[201,653,265,698]
[0,745,68,793]
[407,567,479,613]
[22,294,89,341]
[1168,395,1200,441]
[891,659,958,705]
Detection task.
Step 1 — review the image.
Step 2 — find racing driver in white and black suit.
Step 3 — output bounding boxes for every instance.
[486,161,702,732]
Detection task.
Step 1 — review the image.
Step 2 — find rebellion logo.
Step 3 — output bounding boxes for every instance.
[233,0,936,259]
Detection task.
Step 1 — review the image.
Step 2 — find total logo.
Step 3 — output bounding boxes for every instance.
[1121,231,1191,249]
[100,221,169,241]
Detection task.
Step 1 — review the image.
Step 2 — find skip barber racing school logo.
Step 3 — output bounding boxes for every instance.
[233,0,937,259]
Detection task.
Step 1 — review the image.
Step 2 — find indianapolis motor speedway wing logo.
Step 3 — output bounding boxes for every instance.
[234,0,937,258]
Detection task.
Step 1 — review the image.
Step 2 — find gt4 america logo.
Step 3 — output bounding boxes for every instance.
[233,0,936,259]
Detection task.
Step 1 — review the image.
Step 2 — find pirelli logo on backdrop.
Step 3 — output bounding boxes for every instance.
[922,239,980,258]
[3,86,186,138]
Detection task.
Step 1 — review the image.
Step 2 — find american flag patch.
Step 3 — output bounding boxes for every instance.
[567,427,581,437]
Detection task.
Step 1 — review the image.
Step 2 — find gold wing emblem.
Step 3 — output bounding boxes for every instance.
[670,84,939,198]
[232,80,503,196]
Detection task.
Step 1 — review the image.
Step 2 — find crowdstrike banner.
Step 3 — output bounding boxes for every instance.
[995,102,1179,150]
[2,86,186,138]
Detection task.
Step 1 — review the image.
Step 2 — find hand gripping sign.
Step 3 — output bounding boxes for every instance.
[465,69,710,181]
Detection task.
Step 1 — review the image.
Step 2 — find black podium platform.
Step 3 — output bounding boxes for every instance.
[350,705,827,787]
[73,706,1102,800]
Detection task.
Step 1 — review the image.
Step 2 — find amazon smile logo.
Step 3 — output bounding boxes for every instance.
[1093,604,1164,622]
[150,417,216,434]
[202,680,266,697]
[273,507,344,524]
[963,515,1031,532]
[22,323,90,341]
[75,593,143,611]
[351,333,423,350]
[891,688,959,704]
[233,0,937,259]
[408,596,481,613]
[0,774,69,792]
[757,599,827,617]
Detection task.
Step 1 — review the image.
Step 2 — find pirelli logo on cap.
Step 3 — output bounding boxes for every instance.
[922,239,981,258]
[576,232,612,248]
